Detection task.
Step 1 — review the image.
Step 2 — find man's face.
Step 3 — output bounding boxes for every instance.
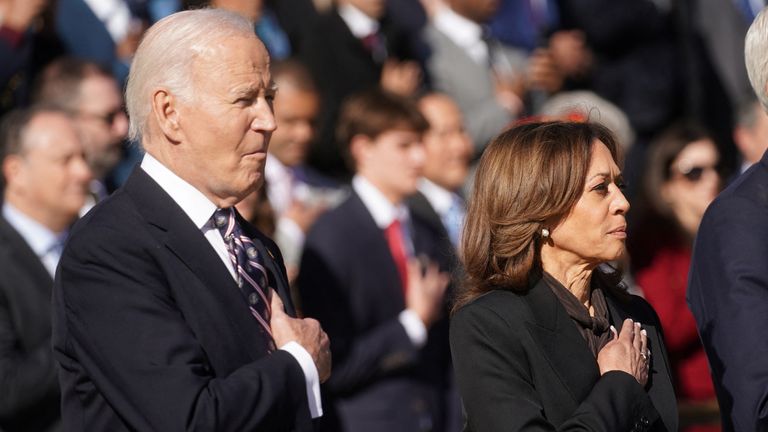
[449,0,500,23]
[6,112,91,227]
[419,95,473,191]
[75,74,129,179]
[355,128,425,203]
[268,84,319,167]
[173,35,276,208]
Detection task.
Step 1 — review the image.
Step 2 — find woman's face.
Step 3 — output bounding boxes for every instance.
[547,140,630,266]
[662,139,720,237]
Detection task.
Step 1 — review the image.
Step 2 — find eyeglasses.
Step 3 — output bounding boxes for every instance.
[672,164,718,182]
[77,108,125,126]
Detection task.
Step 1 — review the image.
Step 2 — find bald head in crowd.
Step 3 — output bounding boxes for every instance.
[0,107,91,232]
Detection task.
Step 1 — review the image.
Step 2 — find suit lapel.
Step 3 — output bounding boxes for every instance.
[348,192,406,304]
[0,216,54,289]
[523,278,601,403]
[408,192,446,239]
[124,168,267,362]
[605,291,678,430]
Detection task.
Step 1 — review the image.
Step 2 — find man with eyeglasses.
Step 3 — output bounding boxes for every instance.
[33,57,129,208]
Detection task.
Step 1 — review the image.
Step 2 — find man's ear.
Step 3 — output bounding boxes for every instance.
[2,154,24,191]
[349,134,372,170]
[151,89,183,143]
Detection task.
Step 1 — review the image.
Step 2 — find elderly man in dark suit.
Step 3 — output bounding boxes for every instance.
[52,9,331,431]
[688,6,768,432]
[297,88,456,432]
[0,106,91,431]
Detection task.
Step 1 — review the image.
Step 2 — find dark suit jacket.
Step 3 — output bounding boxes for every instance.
[688,150,768,431]
[0,216,60,432]
[298,10,416,179]
[52,168,313,431]
[407,191,463,287]
[451,275,678,432]
[297,191,456,432]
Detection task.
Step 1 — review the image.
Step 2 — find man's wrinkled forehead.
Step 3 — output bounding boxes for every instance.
[189,35,272,89]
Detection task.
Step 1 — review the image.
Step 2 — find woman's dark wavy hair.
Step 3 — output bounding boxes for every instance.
[454,121,623,312]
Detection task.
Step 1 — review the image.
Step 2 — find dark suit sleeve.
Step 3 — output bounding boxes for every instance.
[54,225,311,431]
[688,195,768,431]
[450,302,658,431]
[0,295,58,416]
[297,227,418,394]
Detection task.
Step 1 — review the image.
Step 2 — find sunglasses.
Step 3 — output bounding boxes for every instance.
[77,108,125,126]
[672,164,718,182]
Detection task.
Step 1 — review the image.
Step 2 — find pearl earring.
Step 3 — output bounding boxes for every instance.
[541,228,550,239]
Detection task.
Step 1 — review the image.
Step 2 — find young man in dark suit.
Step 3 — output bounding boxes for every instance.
[52,9,330,431]
[0,106,91,431]
[297,88,457,432]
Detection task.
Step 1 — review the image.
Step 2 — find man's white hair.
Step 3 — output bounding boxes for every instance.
[125,8,255,144]
[745,7,768,111]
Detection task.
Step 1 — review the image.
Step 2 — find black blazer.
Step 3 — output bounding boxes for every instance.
[297,191,457,432]
[688,151,768,431]
[52,168,313,431]
[298,10,416,179]
[451,276,678,432]
[0,215,60,432]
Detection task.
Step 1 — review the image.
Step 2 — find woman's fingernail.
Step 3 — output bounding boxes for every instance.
[641,329,647,336]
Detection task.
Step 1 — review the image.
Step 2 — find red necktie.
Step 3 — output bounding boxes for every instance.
[384,219,409,294]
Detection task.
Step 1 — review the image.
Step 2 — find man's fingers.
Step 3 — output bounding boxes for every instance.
[270,293,285,317]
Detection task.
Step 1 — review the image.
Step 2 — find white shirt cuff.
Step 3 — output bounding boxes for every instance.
[398,309,427,348]
[280,341,323,418]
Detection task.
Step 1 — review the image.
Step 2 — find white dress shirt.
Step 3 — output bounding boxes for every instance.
[265,156,307,268]
[82,0,131,43]
[352,175,427,347]
[141,153,322,418]
[3,202,66,277]
[338,3,380,39]
[432,5,489,65]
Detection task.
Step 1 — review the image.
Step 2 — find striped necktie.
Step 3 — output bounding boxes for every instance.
[212,208,275,349]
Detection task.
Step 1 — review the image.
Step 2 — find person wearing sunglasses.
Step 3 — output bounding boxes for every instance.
[628,123,721,431]
[33,58,129,207]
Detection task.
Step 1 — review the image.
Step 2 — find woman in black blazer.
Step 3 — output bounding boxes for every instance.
[450,121,678,431]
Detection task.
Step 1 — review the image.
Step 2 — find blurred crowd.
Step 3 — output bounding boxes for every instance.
[1,0,766,431]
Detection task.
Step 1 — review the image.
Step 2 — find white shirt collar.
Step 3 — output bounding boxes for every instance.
[352,174,408,229]
[2,202,61,257]
[140,153,218,229]
[338,3,380,39]
[433,5,486,62]
[418,178,458,216]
